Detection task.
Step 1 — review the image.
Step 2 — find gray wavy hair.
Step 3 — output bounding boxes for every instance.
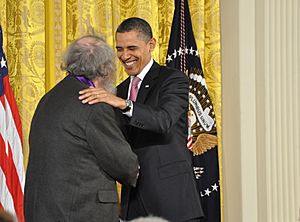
[61,35,116,81]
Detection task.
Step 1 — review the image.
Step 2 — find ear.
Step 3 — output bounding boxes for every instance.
[148,38,156,52]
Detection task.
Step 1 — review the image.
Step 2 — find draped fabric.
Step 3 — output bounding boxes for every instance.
[0,0,222,219]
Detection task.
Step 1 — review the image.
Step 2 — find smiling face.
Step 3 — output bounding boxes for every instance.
[115,30,156,76]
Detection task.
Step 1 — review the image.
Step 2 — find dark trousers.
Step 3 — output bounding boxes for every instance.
[126,189,201,222]
[127,189,148,220]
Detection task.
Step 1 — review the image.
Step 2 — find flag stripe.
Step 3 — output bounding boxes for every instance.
[0,136,24,222]
[0,94,24,190]
[2,76,22,139]
[0,166,18,217]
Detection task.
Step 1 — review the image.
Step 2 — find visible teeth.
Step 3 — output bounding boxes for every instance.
[125,61,135,66]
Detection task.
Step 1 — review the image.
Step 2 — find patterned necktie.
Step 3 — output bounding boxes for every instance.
[129,76,141,102]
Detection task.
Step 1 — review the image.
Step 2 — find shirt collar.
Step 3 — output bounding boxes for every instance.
[130,58,153,82]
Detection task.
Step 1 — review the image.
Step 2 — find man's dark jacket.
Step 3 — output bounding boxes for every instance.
[25,75,138,222]
[118,62,203,221]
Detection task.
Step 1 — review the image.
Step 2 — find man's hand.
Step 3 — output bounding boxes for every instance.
[79,87,127,110]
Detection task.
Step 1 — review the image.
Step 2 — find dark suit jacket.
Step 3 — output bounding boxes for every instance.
[24,75,139,222]
[118,62,203,221]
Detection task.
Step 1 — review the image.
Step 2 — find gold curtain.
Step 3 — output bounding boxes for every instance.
[0,0,222,219]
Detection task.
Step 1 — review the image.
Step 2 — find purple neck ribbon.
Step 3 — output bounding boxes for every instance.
[69,72,95,88]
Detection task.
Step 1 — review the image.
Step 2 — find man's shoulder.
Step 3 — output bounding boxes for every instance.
[90,102,115,119]
[158,65,188,82]
[159,65,181,74]
[149,61,187,81]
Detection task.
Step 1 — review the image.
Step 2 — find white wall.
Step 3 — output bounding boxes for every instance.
[221,0,300,221]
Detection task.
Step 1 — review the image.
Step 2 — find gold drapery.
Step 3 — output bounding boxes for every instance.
[0,0,222,219]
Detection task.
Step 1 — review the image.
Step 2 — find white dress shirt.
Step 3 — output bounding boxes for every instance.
[123,58,154,117]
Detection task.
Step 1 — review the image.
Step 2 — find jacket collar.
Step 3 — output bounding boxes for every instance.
[117,61,160,103]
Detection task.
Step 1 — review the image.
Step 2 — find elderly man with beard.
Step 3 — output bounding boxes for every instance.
[24,35,139,222]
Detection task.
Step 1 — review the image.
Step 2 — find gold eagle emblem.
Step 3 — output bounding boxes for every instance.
[191,133,218,156]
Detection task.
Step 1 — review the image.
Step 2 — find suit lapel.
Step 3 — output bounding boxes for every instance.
[117,77,130,99]
[136,62,160,104]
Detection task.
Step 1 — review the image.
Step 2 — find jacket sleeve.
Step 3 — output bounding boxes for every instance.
[85,103,139,187]
[130,70,189,134]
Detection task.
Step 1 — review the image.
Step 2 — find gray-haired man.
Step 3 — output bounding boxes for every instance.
[24,35,139,222]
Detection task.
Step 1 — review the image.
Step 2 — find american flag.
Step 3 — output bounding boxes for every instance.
[166,0,220,221]
[0,26,25,222]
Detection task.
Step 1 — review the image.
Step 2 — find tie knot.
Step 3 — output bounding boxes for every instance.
[132,76,141,87]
